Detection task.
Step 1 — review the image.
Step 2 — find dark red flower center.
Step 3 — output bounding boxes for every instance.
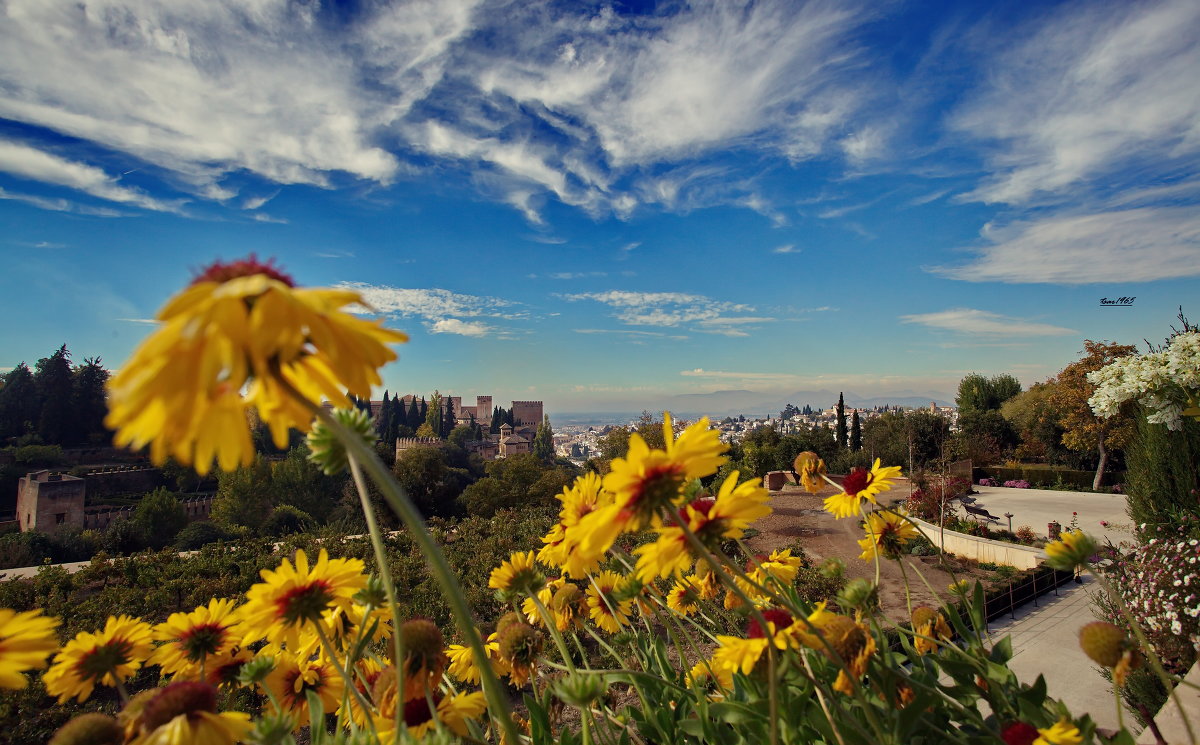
[275,580,335,625]
[841,468,873,497]
[402,692,444,726]
[192,255,294,286]
[1000,722,1039,745]
[75,639,133,679]
[629,465,687,515]
[179,623,227,661]
[747,609,794,638]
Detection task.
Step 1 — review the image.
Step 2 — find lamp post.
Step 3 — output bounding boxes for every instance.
[1004,512,1014,532]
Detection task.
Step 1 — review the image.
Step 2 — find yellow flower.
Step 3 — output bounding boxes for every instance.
[538,473,613,579]
[263,652,344,730]
[489,551,545,595]
[149,599,240,679]
[1034,717,1083,745]
[857,509,919,561]
[105,257,406,475]
[447,633,511,685]
[1044,530,1098,571]
[576,414,727,559]
[126,681,250,745]
[910,606,952,655]
[585,571,634,634]
[240,549,367,651]
[666,579,701,616]
[633,471,772,583]
[687,660,733,691]
[375,687,486,740]
[823,459,903,519]
[712,606,827,677]
[0,607,59,690]
[800,613,876,695]
[793,451,828,494]
[44,615,154,703]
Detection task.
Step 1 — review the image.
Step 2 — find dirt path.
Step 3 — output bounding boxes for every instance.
[745,481,990,620]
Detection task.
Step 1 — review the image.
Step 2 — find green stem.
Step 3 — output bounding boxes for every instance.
[317,407,521,745]
[528,591,576,673]
[347,455,406,740]
[314,622,378,739]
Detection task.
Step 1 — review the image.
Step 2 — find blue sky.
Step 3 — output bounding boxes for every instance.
[1,0,1197,413]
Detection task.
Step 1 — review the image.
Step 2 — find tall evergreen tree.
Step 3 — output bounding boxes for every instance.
[71,356,110,445]
[490,406,502,434]
[378,391,392,436]
[443,395,457,436]
[407,395,421,430]
[835,392,848,449]
[418,396,428,427]
[850,410,862,451]
[35,345,73,445]
[505,408,516,427]
[533,414,554,461]
[0,362,39,441]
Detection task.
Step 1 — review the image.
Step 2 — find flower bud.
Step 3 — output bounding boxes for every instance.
[552,671,607,709]
[837,578,876,611]
[141,681,218,732]
[48,714,123,745]
[306,407,377,475]
[497,621,544,666]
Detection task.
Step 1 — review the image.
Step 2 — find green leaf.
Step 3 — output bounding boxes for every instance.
[709,701,768,725]
[989,635,1013,664]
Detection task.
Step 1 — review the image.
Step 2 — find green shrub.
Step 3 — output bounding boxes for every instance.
[1125,409,1200,529]
[261,505,316,536]
[172,521,229,550]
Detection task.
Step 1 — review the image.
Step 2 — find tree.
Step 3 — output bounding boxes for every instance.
[392,445,471,517]
[459,453,576,517]
[633,411,667,450]
[211,457,275,533]
[490,406,503,434]
[407,396,421,430]
[70,357,110,446]
[956,373,1022,415]
[1001,382,1068,463]
[269,446,342,523]
[1048,341,1138,489]
[34,345,73,445]
[443,395,457,437]
[425,391,444,438]
[596,427,631,461]
[133,487,188,549]
[835,393,847,449]
[533,415,554,461]
[0,362,38,441]
[849,411,862,451]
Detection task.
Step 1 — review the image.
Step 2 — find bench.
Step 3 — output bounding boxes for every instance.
[964,504,1000,523]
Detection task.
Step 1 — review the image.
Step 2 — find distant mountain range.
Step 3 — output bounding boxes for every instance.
[663,389,954,418]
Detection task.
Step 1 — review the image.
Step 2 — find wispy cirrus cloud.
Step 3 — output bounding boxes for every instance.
[564,290,774,336]
[0,186,128,217]
[951,1,1200,208]
[933,207,1200,284]
[0,140,182,213]
[337,282,515,337]
[0,0,879,222]
[899,308,1076,336]
[772,244,800,254]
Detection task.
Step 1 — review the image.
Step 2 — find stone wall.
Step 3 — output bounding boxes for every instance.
[16,471,86,535]
[511,400,543,426]
[908,515,1045,569]
[82,466,164,498]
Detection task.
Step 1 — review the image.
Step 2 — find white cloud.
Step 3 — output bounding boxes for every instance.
[337,282,514,338]
[115,317,159,324]
[430,318,491,337]
[564,290,768,331]
[899,308,1076,336]
[0,186,128,216]
[952,1,1200,206]
[772,244,800,254]
[0,140,182,212]
[933,207,1200,284]
[0,0,470,196]
[0,0,881,221]
[574,328,689,341]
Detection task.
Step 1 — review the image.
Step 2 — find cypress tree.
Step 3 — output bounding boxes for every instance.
[407,395,421,430]
[490,406,502,434]
[71,356,110,446]
[379,391,392,436]
[835,392,848,449]
[443,395,457,435]
[850,410,862,451]
[419,397,428,425]
[533,414,554,461]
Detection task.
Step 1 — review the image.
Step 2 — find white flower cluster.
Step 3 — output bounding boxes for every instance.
[1087,330,1200,430]
[1113,534,1200,669]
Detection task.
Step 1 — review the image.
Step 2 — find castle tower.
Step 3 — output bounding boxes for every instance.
[16,470,86,535]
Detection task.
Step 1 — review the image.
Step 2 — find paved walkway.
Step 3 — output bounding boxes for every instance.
[987,574,1133,732]
[967,486,1134,545]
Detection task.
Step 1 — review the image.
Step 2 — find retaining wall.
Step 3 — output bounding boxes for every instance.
[908,515,1046,569]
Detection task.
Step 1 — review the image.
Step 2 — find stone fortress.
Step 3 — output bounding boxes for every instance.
[392,395,543,461]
